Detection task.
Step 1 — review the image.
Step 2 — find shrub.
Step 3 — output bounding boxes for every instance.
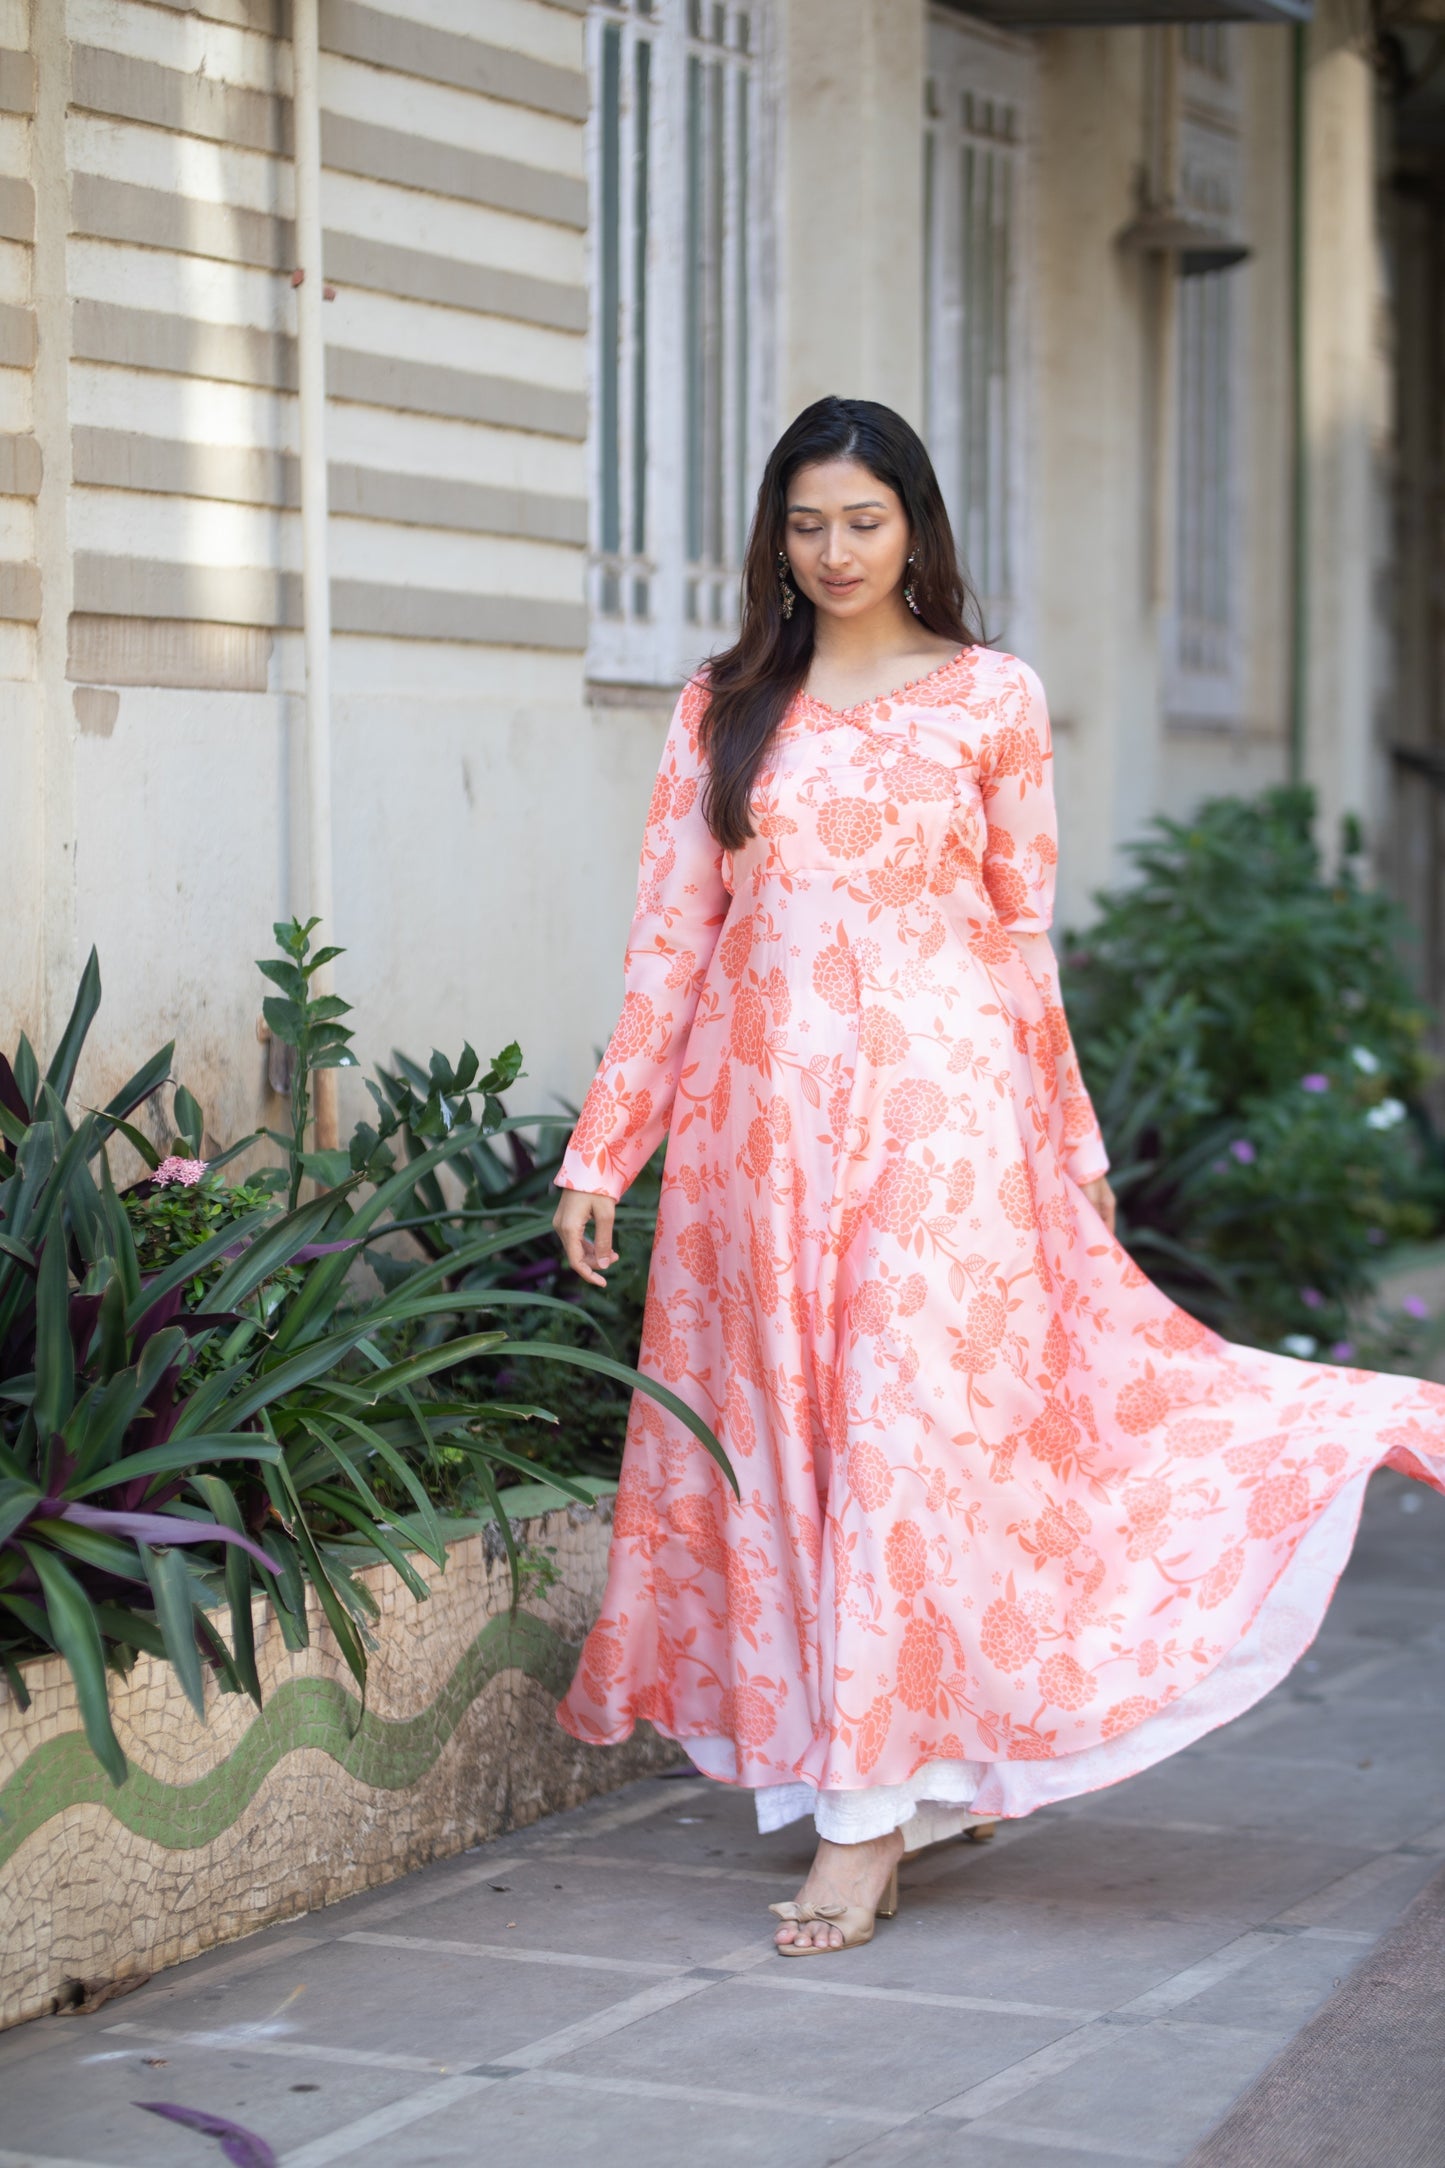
[1062,787,1444,1356]
[0,928,730,1782]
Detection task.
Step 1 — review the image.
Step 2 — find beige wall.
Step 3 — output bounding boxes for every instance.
[0,0,1393,1147]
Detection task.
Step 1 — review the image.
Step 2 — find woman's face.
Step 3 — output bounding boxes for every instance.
[782,458,912,622]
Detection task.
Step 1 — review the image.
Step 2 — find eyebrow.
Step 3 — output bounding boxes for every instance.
[787,500,888,513]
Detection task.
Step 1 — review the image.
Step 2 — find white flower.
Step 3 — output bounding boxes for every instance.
[1281,1334,1318,1359]
[1350,1045,1381,1075]
[1364,1097,1406,1130]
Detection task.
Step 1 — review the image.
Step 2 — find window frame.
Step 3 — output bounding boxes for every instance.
[586,0,774,690]
[924,8,1037,656]
[1165,26,1248,726]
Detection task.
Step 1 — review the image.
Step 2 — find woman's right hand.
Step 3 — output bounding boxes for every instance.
[553,1187,618,1288]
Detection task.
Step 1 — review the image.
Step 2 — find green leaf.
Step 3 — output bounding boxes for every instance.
[484,1343,738,1497]
[97,1268,128,1382]
[45,948,102,1104]
[298,1148,353,1186]
[13,1034,39,1115]
[96,1042,176,1133]
[141,1542,206,1719]
[104,1115,162,1172]
[125,1202,275,1327]
[33,1236,76,1441]
[190,1475,262,1704]
[67,1437,283,1501]
[0,1234,36,1270]
[21,1544,127,1785]
[172,1085,204,1157]
[306,996,353,1024]
[263,996,304,1048]
[203,1191,341,1315]
[257,959,305,999]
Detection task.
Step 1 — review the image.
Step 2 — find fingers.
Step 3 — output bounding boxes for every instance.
[553,1190,618,1288]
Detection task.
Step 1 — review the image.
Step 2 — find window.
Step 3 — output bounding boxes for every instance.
[924,14,1035,647]
[1169,28,1245,720]
[588,0,769,686]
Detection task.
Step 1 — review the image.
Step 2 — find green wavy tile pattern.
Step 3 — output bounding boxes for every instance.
[0,1609,578,1873]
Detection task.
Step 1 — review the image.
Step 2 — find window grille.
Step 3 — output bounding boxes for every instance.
[589,0,767,685]
[1169,26,1244,718]
[924,16,1035,646]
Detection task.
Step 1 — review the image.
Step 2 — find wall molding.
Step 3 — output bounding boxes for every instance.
[72,554,586,650]
[72,301,586,440]
[70,174,587,335]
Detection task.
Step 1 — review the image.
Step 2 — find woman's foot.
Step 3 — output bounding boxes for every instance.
[772,1829,905,1951]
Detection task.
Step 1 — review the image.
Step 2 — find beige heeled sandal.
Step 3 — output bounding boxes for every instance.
[768,1864,900,1956]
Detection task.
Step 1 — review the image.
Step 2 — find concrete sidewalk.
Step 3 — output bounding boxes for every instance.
[2,1466,1442,2168]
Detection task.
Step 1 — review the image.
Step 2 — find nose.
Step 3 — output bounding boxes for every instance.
[819,525,853,570]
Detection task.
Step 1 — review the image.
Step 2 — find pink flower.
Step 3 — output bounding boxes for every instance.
[1300,1288,1323,1310]
[153,1155,207,1187]
[1403,1295,1429,1320]
[1229,1139,1256,1165]
[1300,1073,1330,1093]
[1330,1340,1355,1361]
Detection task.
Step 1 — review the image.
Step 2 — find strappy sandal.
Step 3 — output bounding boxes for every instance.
[768,1865,900,1956]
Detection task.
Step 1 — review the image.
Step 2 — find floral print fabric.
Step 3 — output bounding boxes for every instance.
[555,647,1444,1808]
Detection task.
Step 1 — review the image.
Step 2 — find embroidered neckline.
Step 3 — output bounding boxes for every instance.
[792,645,974,726]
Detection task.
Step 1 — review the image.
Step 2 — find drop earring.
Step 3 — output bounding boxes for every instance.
[903,553,921,618]
[777,551,796,621]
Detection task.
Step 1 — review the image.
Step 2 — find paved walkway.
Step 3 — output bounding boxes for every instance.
[3,1467,1443,2168]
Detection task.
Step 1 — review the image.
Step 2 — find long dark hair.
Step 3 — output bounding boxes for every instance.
[698,396,984,850]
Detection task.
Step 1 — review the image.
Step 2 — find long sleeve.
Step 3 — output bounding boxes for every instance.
[978,660,1109,1188]
[556,678,730,1201]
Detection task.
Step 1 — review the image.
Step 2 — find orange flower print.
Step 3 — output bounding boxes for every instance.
[818,798,885,858]
[868,1156,933,1244]
[609,990,657,1060]
[997,1162,1037,1231]
[717,1683,776,1747]
[857,1008,909,1068]
[719,913,755,978]
[895,1616,943,1709]
[897,1272,929,1317]
[868,858,928,908]
[1102,1695,1159,1739]
[743,1116,774,1181]
[1246,1472,1312,1540]
[847,1439,895,1511]
[1197,1546,1245,1609]
[883,1077,950,1141]
[855,1692,893,1773]
[730,984,769,1066]
[1116,1376,1171,1436]
[946,1158,976,1213]
[1037,1652,1097,1711]
[979,1597,1038,1671]
[885,1519,929,1597]
[812,938,860,1015]
[849,1280,895,1335]
[675,1222,719,1288]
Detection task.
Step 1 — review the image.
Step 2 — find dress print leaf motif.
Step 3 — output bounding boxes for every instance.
[553,651,1445,1814]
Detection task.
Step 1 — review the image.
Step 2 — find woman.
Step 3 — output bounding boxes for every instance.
[552,396,1443,1956]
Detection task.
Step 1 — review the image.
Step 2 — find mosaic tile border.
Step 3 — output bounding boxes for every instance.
[0,1608,573,1872]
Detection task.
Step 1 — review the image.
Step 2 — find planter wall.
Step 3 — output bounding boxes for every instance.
[0,1488,673,2030]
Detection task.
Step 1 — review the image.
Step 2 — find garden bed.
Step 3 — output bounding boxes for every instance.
[0,1484,673,2032]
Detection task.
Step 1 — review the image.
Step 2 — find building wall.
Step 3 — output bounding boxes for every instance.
[0,0,1394,1152]
[2,0,656,1156]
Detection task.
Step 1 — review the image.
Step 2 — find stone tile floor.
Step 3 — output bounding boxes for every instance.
[2,1467,1442,2168]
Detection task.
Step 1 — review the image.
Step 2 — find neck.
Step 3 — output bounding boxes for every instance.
[808,594,919,669]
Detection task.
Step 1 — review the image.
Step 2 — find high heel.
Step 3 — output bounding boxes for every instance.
[768,1862,901,1955]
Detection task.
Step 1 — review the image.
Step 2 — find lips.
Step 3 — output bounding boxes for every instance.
[822,578,862,594]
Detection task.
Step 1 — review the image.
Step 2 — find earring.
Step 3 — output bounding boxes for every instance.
[903,552,921,618]
[777,551,796,620]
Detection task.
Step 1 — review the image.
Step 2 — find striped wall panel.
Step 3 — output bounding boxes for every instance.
[72,427,586,545]
[72,553,586,650]
[68,175,587,335]
[72,301,586,440]
[55,0,589,656]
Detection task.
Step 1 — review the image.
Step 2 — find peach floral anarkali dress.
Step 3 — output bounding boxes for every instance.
[554,647,1445,1843]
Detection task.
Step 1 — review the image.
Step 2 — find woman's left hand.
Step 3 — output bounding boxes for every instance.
[1081,1174,1117,1237]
